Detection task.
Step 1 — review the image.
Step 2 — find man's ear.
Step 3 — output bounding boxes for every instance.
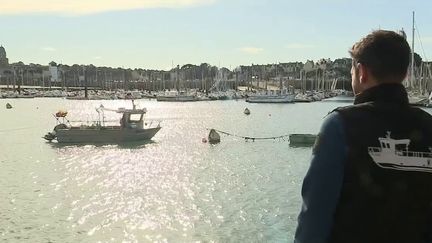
[358,63,369,84]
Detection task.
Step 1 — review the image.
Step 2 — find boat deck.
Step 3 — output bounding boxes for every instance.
[70,125,122,130]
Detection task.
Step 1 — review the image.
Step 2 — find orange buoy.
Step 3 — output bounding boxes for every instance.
[202,138,208,143]
[55,110,68,117]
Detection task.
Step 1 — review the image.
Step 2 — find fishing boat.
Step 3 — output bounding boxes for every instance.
[368,131,432,172]
[43,101,161,143]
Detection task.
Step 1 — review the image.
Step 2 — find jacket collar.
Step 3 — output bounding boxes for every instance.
[354,83,409,105]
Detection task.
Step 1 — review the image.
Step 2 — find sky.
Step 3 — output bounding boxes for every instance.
[0,0,431,70]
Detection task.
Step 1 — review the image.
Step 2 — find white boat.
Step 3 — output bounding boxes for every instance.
[294,93,314,103]
[44,101,161,143]
[2,91,18,98]
[208,91,230,100]
[16,92,35,98]
[368,131,432,172]
[246,93,295,103]
[43,90,67,97]
[128,91,143,99]
[156,91,197,102]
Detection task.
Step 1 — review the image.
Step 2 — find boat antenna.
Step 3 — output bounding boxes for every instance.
[98,104,105,126]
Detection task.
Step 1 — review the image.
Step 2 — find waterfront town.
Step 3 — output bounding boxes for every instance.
[0,44,431,102]
[2,1,432,241]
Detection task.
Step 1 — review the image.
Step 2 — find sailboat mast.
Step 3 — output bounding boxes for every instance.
[411,11,415,87]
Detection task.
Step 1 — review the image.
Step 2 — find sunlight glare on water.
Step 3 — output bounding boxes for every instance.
[0,98,354,242]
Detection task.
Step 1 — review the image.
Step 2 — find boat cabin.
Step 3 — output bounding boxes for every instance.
[378,136,410,152]
[118,108,147,129]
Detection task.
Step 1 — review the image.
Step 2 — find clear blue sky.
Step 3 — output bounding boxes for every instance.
[0,0,431,70]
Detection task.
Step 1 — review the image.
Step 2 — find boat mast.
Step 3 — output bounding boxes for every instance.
[176,65,180,92]
[410,11,415,88]
[83,66,88,98]
[278,64,283,95]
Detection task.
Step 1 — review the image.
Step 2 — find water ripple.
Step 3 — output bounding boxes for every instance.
[0,99,340,242]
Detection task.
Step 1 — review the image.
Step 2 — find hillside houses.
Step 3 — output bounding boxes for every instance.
[0,45,367,92]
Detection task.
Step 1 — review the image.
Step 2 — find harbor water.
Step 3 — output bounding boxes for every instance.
[1,98,364,242]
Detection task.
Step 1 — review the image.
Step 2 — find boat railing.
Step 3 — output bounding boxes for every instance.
[368,147,432,158]
[71,124,121,130]
[399,150,432,158]
[100,126,121,130]
[145,120,162,128]
[368,147,381,155]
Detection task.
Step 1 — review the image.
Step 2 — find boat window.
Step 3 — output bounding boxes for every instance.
[395,144,405,151]
[129,114,142,121]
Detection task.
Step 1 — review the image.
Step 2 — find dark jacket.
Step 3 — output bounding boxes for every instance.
[296,83,432,243]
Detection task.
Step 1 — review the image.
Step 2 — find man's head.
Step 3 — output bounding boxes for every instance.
[349,30,411,95]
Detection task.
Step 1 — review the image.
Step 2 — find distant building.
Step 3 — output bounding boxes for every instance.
[303,60,315,72]
[279,62,303,73]
[49,61,59,84]
[332,58,351,69]
[0,46,12,85]
[0,45,9,67]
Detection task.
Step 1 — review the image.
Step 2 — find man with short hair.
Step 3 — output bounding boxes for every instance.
[295,30,432,243]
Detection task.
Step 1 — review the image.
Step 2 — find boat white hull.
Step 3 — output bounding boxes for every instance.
[369,149,432,172]
[246,95,295,103]
[156,96,197,102]
[373,162,432,172]
[55,127,161,143]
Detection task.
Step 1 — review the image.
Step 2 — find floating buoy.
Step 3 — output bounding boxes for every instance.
[208,129,221,144]
[244,108,250,115]
[289,134,317,147]
[6,103,12,109]
[202,137,208,143]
